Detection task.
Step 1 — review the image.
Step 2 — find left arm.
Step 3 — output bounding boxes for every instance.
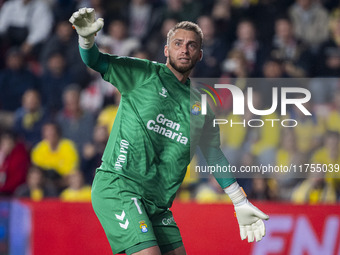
[201,146,269,242]
[199,107,269,242]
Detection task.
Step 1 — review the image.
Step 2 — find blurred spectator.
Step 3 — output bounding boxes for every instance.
[60,169,91,202]
[97,92,121,134]
[231,0,258,8]
[31,122,79,191]
[261,57,286,78]
[195,176,229,203]
[248,177,276,201]
[147,18,178,63]
[127,0,154,41]
[218,108,246,167]
[288,100,324,157]
[218,50,249,112]
[221,49,249,78]
[0,131,30,196]
[131,48,152,60]
[237,152,255,193]
[276,128,302,167]
[322,0,339,11]
[324,90,340,134]
[40,20,90,87]
[311,130,340,164]
[81,125,108,184]
[40,52,74,114]
[274,128,305,200]
[15,165,57,201]
[0,0,53,57]
[211,0,235,42]
[256,57,287,111]
[56,85,95,153]
[79,68,117,113]
[289,0,329,52]
[176,163,199,202]
[98,19,140,56]
[193,15,228,77]
[157,0,201,24]
[13,89,48,148]
[0,47,39,112]
[315,8,340,76]
[230,19,266,76]
[219,91,280,167]
[230,0,259,23]
[269,16,313,77]
[291,174,337,204]
[246,91,280,164]
[252,0,293,43]
[308,77,339,104]
[97,105,119,134]
[311,131,340,194]
[52,0,77,23]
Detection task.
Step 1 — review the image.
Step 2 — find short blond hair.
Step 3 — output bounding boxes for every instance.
[167,21,203,48]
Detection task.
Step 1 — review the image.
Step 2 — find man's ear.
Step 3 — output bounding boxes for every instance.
[164,45,169,58]
[199,49,203,61]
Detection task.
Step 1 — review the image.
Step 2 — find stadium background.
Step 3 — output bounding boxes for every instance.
[0,0,340,254]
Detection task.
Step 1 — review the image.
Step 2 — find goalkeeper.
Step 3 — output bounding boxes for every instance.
[70,8,269,255]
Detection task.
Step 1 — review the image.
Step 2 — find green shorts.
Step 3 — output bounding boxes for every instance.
[91,170,183,255]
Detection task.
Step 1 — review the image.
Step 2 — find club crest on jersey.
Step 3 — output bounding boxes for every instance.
[159,87,168,98]
[191,101,201,115]
[139,220,148,233]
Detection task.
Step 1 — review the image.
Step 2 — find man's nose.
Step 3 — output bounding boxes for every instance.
[181,44,189,54]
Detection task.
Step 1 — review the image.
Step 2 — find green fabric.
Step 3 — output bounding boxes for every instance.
[201,146,236,188]
[91,171,157,254]
[92,171,183,254]
[150,208,182,246]
[80,45,235,209]
[79,44,108,74]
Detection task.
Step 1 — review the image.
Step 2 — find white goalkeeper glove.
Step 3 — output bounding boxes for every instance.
[224,182,269,242]
[69,8,104,49]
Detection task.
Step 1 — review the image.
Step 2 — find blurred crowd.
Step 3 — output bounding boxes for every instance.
[0,0,340,204]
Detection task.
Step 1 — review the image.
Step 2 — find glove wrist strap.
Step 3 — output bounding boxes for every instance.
[79,35,95,49]
[224,182,247,206]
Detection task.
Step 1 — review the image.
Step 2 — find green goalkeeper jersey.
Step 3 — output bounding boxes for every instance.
[80,45,235,209]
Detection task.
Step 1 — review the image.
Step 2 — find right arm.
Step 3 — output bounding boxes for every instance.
[79,44,109,75]
[69,7,107,75]
[71,8,152,94]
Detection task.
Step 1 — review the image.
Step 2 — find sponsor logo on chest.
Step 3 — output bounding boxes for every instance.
[147,113,188,145]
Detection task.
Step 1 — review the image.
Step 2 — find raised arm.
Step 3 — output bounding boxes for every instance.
[79,44,108,75]
[69,8,154,94]
[69,8,108,74]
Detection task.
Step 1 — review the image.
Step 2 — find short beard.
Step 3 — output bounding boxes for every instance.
[168,55,196,74]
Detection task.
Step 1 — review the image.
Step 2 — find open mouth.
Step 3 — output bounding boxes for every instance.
[179,58,190,63]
